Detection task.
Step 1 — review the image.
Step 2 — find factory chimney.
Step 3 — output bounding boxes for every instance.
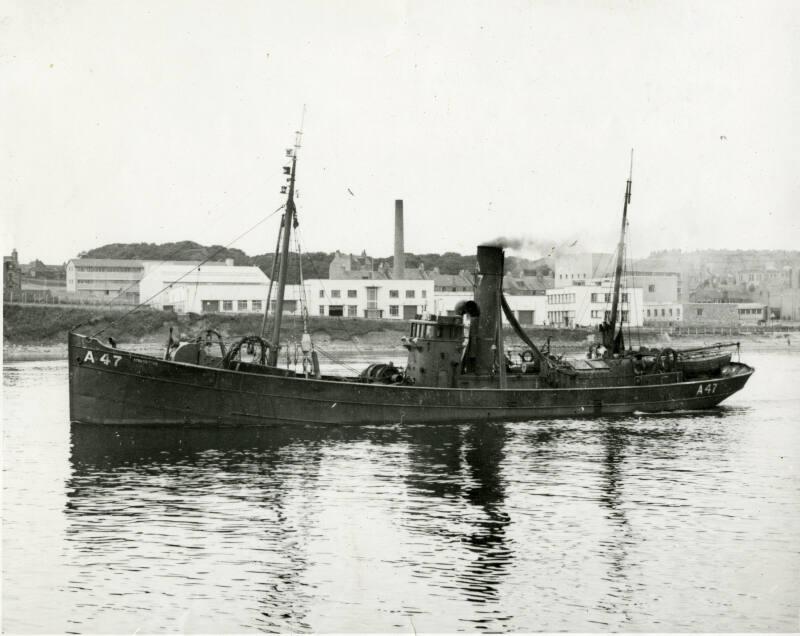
[393,199,405,280]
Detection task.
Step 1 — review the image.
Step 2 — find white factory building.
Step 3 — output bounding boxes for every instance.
[66,258,147,303]
[139,261,271,314]
[545,283,644,328]
[555,252,681,303]
[305,278,435,319]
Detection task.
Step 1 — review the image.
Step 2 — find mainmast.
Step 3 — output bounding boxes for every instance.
[267,129,302,367]
[605,150,633,353]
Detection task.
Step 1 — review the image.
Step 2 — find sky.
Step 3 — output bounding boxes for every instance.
[2,0,799,266]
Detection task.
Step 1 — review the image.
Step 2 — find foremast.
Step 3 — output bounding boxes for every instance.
[603,151,633,354]
[267,130,302,367]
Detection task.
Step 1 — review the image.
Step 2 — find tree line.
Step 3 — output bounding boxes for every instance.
[82,241,549,283]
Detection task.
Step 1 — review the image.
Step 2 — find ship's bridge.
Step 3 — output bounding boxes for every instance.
[401,314,465,387]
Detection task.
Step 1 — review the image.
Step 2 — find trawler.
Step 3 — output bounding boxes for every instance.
[68,140,753,426]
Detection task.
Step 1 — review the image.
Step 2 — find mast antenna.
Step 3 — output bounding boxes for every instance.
[267,106,307,367]
[295,104,306,152]
[605,149,634,354]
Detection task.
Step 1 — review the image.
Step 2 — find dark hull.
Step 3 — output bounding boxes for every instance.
[68,333,754,426]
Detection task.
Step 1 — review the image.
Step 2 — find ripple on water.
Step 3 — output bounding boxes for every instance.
[2,353,800,632]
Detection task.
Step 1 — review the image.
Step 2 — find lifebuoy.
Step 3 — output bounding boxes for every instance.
[520,349,535,363]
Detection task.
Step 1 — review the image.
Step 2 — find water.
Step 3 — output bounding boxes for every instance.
[3,351,799,632]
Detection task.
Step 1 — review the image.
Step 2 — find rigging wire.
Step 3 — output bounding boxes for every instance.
[259,215,285,339]
[313,344,361,375]
[624,220,641,349]
[294,227,311,334]
[89,204,286,338]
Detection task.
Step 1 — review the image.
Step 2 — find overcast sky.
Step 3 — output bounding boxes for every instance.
[2,0,799,265]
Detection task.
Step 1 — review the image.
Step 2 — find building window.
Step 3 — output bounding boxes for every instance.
[696,308,703,316]
[252,300,262,311]
[421,290,427,298]
[669,308,673,316]
[328,305,343,317]
[405,289,415,298]
[389,290,399,298]
[646,309,651,317]
[237,300,247,311]
[591,293,599,303]
[319,305,325,315]
[366,286,378,309]
[319,290,324,298]
[676,308,681,318]
[330,290,341,298]
[621,310,629,322]
[223,300,233,311]
[661,309,665,316]
[347,289,357,298]
[347,305,357,317]
[604,293,611,303]
[389,305,399,317]
[648,284,656,292]
[621,293,629,303]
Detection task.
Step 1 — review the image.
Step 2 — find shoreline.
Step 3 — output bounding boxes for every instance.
[4,331,795,362]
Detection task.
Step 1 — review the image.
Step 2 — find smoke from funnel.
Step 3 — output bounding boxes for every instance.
[484,235,581,258]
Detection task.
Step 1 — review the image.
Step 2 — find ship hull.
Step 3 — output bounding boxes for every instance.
[69,333,754,426]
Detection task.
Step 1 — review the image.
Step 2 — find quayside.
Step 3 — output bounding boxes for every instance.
[68,142,754,426]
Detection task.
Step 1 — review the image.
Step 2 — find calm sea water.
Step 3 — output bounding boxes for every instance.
[3,350,799,633]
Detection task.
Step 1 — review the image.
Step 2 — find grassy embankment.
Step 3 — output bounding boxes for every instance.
[3,304,591,360]
[5,304,790,361]
[2,305,408,346]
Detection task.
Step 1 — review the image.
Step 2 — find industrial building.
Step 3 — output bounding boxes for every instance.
[308,200,435,319]
[66,258,146,303]
[555,252,680,303]
[545,283,644,328]
[305,278,434,319]
[139,261,270,314]
[643,302,683,325]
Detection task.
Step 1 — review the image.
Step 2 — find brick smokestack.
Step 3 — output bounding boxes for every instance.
[394,199,405,280]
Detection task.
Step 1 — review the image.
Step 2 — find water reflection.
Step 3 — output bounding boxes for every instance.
[399,423,512,627]
[7,355,798,632]
[58,403,781,632]
[67,425,333,632]
[597,424,636,625]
